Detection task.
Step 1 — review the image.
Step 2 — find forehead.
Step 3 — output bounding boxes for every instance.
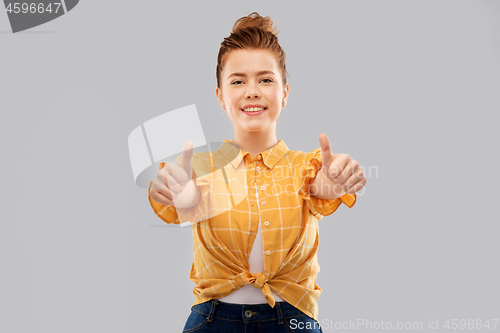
[222,49,279,76]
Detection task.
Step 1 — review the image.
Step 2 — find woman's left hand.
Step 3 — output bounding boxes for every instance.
[318,133,367,195]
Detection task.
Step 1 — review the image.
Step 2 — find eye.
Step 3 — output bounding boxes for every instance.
[231,80,243,85]
[262,78,273,83]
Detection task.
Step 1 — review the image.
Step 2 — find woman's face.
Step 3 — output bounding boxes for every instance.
[216,48,289,134]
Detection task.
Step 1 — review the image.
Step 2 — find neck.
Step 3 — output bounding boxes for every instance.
[230,129,278,158]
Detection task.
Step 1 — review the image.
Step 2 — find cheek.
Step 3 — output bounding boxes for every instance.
[268,87,283,102]
[228,96,241,109]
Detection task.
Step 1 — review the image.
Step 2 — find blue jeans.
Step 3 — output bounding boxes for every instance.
[182,299,323,333]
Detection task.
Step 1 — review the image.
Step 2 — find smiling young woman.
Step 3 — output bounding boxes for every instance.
[148,11,366,333]
[215,47,289,158]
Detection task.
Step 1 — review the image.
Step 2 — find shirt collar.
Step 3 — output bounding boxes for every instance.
[218,139,289,170]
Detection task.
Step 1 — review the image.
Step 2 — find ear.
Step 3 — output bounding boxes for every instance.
[215,86,225,109]
[282,82,290,107]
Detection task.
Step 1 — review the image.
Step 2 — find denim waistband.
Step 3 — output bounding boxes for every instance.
[190,299,311,324]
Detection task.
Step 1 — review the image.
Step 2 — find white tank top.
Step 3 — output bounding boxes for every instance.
[218,180,284,304]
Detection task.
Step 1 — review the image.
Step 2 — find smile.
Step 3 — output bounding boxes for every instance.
[241,107,266,115]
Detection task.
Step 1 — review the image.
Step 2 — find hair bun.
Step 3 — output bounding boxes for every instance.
[232,12,279,37]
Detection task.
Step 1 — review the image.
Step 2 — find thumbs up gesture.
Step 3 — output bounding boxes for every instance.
[318,133,366,195]
[150,140,201,208]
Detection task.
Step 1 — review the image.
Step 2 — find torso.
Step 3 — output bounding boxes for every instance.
[217,180,284,304]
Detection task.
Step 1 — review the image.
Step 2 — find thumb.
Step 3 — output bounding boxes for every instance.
[318,133,334,169]
[180,140,194,179]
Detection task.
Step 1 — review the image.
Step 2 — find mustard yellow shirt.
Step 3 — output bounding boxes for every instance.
[147,139,356,321]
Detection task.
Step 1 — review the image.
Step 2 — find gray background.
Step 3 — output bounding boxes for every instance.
[1,0,499,332]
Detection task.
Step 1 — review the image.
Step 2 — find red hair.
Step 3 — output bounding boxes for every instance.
[216,12,289,89]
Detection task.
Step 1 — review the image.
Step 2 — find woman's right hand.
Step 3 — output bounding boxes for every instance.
[150,140,201,209]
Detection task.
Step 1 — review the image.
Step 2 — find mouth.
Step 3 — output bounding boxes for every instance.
[241,107,267,115]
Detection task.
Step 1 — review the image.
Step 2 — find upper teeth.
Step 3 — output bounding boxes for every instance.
[243,107,265,112]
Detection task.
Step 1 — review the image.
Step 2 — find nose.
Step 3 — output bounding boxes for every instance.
[245,81,261,99]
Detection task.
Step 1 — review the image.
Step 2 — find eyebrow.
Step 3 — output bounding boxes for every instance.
[228,70,276,78]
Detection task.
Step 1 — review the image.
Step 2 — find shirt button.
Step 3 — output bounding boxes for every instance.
[245,310,253,318]
[265,250,271,255]
[256,166,260,171]
[260,186,265,191]
[264,221,270,227]
[261,201,266,205]
[258,155,261,160]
